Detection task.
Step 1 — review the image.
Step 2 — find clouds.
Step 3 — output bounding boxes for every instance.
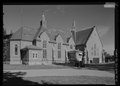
[96,26,110,37]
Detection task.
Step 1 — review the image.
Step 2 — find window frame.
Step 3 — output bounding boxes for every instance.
[43,40,47,48]
[15,44,18,55]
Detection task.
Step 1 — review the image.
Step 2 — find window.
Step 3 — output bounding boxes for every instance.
[33,40,36,46]
[43,40,47,58]
[58,43,61,58]
[58,50,61,58]
[33,53,34,58]
[15,44,18,55]
[32,52,38,58]
[94,44,96,56]
[70,45,73,49]
[58,43,61,49]
[43,40,47,48]
[36,53,37,58]
[43,49,47,58]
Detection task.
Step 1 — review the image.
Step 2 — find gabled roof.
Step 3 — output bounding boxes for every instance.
[10,24,95,45]
[10,26,38,41]
[75,26,94,45]
[34,25,71,43]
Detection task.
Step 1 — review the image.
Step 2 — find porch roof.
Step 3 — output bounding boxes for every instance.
[23,45,43,50]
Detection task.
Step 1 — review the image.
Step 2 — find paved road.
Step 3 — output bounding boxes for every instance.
[4,68,114,78]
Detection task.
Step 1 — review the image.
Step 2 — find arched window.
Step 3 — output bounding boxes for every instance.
[43,40,47,58]
[58,43,61,49]
[58,43,61,58]
[15,44,18,55]
[94,44,96,56]
[43,40,47,48]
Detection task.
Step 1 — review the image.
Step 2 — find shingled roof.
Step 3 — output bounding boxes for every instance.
[75,26,94,45]
[10,25,71,43]
[10,24,94,45]
[10,26,38,41]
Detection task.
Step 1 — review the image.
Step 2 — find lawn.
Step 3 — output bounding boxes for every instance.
[3,63,115,85]
[3,62,115,74]
[3,71,115,85]
[85,63,115,73]
[3,64,71,70]
[23,76,115,85]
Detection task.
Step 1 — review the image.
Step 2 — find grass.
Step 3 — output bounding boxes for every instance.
[3,71,40,85]
[3,63,115,85]
[3,62,115,74]
[85,63,115,73]
[23,76,115,85]
[3,64,71,70]
[3,71,115,85]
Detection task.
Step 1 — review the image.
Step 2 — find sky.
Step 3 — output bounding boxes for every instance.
[3,5,115,55]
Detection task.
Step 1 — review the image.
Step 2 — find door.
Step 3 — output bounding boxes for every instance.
[93,58,99,64]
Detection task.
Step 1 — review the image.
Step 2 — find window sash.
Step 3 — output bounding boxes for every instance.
[43,40,47,48]
[58,43,61,49]
[43,49,47,58]
[15,44,18,55]
[58,50,61,58]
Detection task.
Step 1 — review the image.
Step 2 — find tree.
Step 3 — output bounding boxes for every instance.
[103,50,115,62]
[3,28,12,64]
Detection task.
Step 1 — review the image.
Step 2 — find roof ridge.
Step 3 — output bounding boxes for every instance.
[21,27,23,40]
[77,26,94,32]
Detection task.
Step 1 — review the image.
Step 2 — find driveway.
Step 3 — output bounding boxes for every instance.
[4,68,115,78]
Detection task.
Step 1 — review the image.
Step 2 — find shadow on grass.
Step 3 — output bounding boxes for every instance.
[3,71,57,85]
[53,62,75,67]
[53,62,115,72]
[85,63,115,72]
[3,71,107,85]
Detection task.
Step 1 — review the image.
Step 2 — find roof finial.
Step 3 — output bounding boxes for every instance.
[73,19,76,28]
[71,19,76,32]
[71,19,76,43]
[41,10,47,28]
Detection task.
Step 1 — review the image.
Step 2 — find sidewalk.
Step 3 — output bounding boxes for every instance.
[4,68,115,78]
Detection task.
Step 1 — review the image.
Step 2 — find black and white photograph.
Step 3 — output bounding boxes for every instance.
[3,3,116,85]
